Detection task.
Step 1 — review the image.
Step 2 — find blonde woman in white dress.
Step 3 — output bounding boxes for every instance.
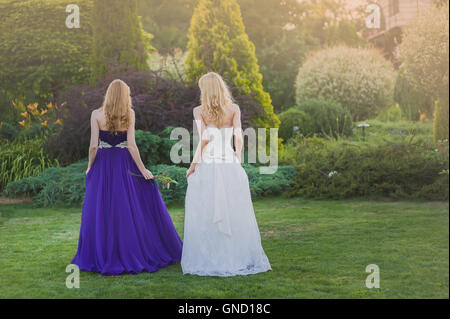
[181,72,271,277]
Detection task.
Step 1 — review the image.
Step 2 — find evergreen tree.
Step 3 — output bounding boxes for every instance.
[186,0,279,128]
[91,0,152,79]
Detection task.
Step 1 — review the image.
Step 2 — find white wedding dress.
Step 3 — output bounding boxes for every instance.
[181,125,271,276]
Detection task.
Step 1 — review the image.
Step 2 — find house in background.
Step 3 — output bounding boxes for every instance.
[367,0,433,66]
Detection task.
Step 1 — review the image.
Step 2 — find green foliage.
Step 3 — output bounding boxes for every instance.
[151,164,188,205]
[325,19,366,47]
[296,99,353,138]
[91,0,152,79]
[278,108,310,141]
[0,0,93,104]
[399,2,449,102]
[283,136,449,200]
[6,162,295,206]
[185,0,279,128]
[0,137,58,192]
[256,33,308,112]
[5,161,86,206]
[138,0,196,50]
[434,98,450,143]
[376,104,402,123]
[295,46,396,121]
[243,164,296,198]
[135,129,177,165]
[394,70,433,121]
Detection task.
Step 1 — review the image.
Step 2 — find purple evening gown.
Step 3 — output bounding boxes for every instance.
[71,130,183,276]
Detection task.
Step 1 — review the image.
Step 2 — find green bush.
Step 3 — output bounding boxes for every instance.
[0,137,59,192]
[433,98,449,144]
[5,161,295,206]
[5,161,86,206]
[376,104,402,122]
[296,99,353,138]
[394,70,433,121]
[295,46,396,121]
[278,108,310,141]
[283,136,449,200]
[135,129,176,166]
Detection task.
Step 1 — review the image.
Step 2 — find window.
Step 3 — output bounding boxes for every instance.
[389,0,400,16]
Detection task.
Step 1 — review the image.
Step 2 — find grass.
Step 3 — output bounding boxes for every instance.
[0,197,448,299]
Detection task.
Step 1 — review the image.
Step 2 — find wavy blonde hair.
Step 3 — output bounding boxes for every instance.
[198,72,234,125]
[102,79,132,133]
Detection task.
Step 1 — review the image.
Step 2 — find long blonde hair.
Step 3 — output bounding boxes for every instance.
[102,79,132,133]
[198,72,234,125]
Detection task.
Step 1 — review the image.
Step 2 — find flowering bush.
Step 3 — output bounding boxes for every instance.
[295,46,396,121]
[12,101,63,131]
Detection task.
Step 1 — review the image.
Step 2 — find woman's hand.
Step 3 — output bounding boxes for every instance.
[140,168,154,180]
[235,152,242,164]
[86,167,90,175]
[186,165,195,179]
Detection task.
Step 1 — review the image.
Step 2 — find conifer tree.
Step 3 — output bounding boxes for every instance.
[91,0,152,79]
[186,0,279,128]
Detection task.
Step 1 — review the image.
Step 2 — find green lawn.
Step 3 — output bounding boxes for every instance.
[0,197,448,298]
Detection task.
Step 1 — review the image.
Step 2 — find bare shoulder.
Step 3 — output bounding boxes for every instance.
[193,105,202,116]
[91,108,100,118]
[231,103,240,114]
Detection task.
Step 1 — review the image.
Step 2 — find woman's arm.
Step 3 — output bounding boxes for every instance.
[86,110,100,174]
[232,104,243,163]
[186,107,208,178]
[127,109,154,180]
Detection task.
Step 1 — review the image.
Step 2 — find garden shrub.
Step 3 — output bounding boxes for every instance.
[135,129,176,166]
[5,162,295,206]
[376,104,402,122]
[278,108,310,141]
[394,70,433,121]
[296,99,353,138]
[399,2,448,104]
[295,46,396,121]
[47,71,264,165]
[433,98,449,144]
[283,136,449,200]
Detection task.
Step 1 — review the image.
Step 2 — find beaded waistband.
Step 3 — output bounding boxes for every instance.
[98,140,128,149]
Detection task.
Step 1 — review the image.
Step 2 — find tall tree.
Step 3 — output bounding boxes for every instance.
[185,0,279,128]
[91,0,152,79]
[399,2,449,142]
